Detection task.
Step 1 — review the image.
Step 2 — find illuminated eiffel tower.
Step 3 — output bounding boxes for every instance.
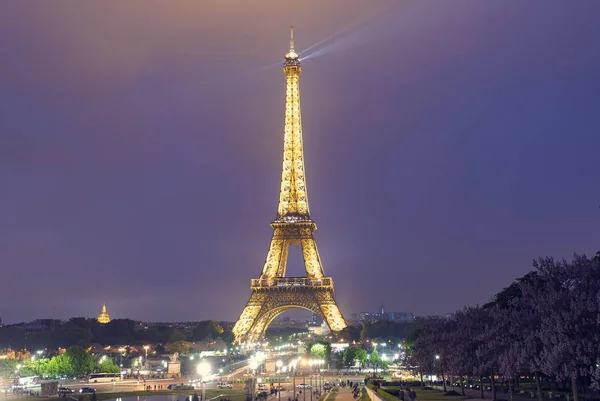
[232,28,347,344]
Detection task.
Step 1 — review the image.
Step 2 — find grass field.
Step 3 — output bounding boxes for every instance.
[359,388,369,401]
[327,387,339,401]
[378,387,465,401]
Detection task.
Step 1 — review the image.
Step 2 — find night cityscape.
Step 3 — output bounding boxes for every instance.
[1,2,599,401]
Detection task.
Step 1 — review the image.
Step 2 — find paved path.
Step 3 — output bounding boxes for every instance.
[333,387,357,401]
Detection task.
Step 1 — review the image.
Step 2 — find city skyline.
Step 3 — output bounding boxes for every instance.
[1,1,599,324]
[0,302,417,325]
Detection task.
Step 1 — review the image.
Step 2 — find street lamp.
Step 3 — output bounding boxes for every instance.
[276,360,283,401]
[249,360,258,401]
[197,361,211,377]
[143,345,149,370]
[118,348,125,368]
[303,371,306,401]
[435,354,446,392]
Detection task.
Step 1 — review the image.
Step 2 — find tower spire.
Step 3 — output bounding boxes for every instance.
[285,26,299,61]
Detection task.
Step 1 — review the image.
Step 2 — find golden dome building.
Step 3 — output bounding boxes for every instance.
[97,304,111,324]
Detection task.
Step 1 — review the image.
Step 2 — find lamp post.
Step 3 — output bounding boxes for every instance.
[303,373,306,401]
[435,354,446,392]
[293,366,297,401]
[276,360,283,401]
[249,360,258,401]
[143,345,149,370]
[318,374,321,395]
[118,348,125,368]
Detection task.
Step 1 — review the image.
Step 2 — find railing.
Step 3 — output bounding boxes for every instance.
[251,277,332,289]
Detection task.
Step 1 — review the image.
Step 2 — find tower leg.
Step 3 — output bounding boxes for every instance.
[300,229,325,279]
[261,228,289,278]
[232,292,266,343]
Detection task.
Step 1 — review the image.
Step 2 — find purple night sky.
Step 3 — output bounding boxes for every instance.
[1,1,599,324]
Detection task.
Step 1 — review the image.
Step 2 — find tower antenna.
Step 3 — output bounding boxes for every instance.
[290,25,295,53]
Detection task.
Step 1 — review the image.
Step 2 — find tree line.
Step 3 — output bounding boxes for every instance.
[0,318,233,350]
[406,252,600,401]
[0,346,120,379]
[337,346,388,373]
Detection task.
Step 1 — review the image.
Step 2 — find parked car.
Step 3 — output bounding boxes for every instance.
[168,385,194,390]
[297,384,312,389]
[79,387,96,394]
[58,387,73,396]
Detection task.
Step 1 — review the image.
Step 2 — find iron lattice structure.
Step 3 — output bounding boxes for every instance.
[233,28,347,344]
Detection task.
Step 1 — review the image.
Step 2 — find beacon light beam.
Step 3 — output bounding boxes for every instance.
[299,2,398,57]
[301,1,418,62]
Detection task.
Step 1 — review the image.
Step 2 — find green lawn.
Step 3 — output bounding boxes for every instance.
[327,387,339,401]
[411,389,465,401]
[377,387,465,401]
[359,388,370,401]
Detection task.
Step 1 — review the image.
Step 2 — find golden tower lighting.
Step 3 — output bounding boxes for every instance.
[97,303,110,324]
[232,27,347,344]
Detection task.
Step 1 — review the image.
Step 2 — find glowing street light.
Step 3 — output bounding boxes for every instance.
[118,348,125,367]
[434,354,446,392]
[197,360,211,377]
[276,360,283,401]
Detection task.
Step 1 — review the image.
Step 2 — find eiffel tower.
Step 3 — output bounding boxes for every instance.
[232,28,347,344]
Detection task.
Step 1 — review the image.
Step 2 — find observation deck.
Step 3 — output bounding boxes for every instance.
[251,277,333,290]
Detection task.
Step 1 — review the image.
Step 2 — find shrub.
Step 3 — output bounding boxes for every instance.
[377,388,399,401]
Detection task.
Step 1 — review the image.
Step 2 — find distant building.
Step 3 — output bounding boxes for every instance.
[358,305,414,323]
[97,304,111,324]
[307,321,330,336]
